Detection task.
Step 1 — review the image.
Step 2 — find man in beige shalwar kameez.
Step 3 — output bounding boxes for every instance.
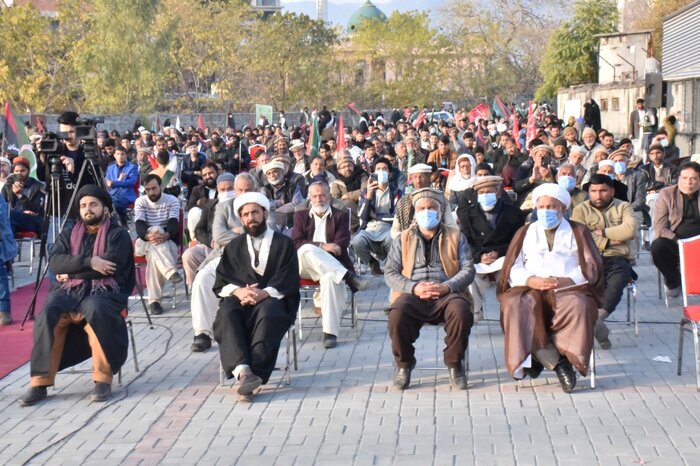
[497,184,604,393]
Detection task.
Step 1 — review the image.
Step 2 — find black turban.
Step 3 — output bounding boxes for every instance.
[76,185,112,211]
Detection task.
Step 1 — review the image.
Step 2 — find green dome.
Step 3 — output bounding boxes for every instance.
[347,1,388,33]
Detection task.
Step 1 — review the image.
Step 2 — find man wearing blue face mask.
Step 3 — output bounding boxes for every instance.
[352,158,402,275]
[498,183,604,393]
[385,188,475,391]
[609,150,648,259]
[556,163,587,215]
[456,176,527,320]
[572,174,637,350]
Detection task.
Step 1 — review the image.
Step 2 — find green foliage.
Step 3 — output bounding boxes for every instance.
[535,0,619,100]
[632,0,696,60]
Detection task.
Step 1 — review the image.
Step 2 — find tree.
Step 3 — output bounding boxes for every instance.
[535,0,618,100]
[60,0,173,113]
[632,0,696,60]
[154,0,257,111]
[0,5,73,112]
[347,11,447,108]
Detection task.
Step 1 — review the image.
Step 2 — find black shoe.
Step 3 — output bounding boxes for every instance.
[595,320,612,350]
[150,302,163,315]
[393,360,415,390]
[91,382,112,402]
[323,333,337,349]
[369,259,383,276]
[344,272,369,291]
[554,358,577,393]
[448,363,467,390]
[191,333,212,352]
[525,359,544,379]
[237,371,262,396]
[19,386,47,407]
[169,272,183,284]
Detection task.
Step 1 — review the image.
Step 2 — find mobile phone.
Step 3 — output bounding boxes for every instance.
[370,173,378,183]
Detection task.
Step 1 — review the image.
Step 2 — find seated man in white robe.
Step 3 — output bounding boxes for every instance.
[498,184,604,393]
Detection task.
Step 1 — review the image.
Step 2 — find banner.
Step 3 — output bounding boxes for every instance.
[467,103,489,123]
[255,104,273,126]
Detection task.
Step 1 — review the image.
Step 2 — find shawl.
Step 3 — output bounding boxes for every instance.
[61,218,119,294]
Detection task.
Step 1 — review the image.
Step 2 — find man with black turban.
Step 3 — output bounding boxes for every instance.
[19,185,135,406]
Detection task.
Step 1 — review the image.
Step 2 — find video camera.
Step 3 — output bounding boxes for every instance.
[39,117,105,173]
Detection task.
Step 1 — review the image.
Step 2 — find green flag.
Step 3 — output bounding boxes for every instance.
[307,116,320,157]
[3,101,37,178]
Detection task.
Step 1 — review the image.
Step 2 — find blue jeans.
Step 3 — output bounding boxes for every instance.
[0,262,10,313]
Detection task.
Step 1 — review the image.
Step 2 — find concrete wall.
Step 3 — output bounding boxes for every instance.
[598,32,651,84]
[666,78,700,158]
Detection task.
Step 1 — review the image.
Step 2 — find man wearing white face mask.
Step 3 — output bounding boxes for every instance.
[385,188,475,390]
[352,158,402,275]
[498,183,604,393]
[292,182,369,349]
[456,176,527,320]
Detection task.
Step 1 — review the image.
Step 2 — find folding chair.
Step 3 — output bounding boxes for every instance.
[676,234,700,391]
[15,232,41,274]
[296,279,357,340]
[625,280,638,336]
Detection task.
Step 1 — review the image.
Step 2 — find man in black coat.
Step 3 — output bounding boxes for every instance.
[456,176,527,319]
[1,156,44,234]
[19,186,135,406]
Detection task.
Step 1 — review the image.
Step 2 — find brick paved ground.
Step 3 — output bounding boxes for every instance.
[0,251,698,465]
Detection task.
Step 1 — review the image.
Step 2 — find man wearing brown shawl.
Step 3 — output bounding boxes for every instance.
[20,186,135,406]
[498,183,603,393]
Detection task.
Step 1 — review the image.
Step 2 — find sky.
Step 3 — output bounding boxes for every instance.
[279,0,442,26]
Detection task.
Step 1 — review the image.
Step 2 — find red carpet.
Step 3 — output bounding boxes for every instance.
[0,281,49,379]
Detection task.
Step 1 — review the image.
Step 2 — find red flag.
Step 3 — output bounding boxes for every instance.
[493,96,511,120]
[155,114,163,133]
[526,101,537,147]
[336,114,346,155]
[511,113,521,149]
[148,151,159,169]
[346,103,360,116]
[412,109,427,129]
[197,114,206,132]
[35,116,45,134]
[468,103,489,123]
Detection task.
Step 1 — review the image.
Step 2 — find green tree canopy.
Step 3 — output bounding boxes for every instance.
[535,0,618,100]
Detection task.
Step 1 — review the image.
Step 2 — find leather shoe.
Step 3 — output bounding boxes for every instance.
[393,360,415,390]
[595,319,612,350]
[91,382,112,402]
[237,370,262,396]
[448,364,467,390]
[345,272,369,291]
[169,272,183,284]
[323,333,337,349]
[191,333,212,352]
[554,358,577,393]
[525,359,544,379]
[150,302,163,315]
[19,386,47,407]
[369,258,383,276]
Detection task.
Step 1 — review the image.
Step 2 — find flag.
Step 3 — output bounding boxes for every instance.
[412,109,427,129]
[175,115,181,132]
[35,115,45,134]
[155,114,163,134]
[255,104,273,126]
[346,102,360,116]
[248,144,267,168]
[492,97,511,120]
[161,153,179,188]
[307,116,320,158]
[467,103,489,123]
[526,100,537,147]
[2,101,30,156]
[511,113,521,149]
[197,114,206,132]
[336,114,346,156]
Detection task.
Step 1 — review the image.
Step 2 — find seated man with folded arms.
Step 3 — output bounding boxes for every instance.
[456,176,527,321]
[134,174,183,316]
[651,162,700,300]
[498,183,604,393]
[571,174,636,349]
[19,186,135,406]
[189,173,259,352]
[292,182,368,349]
[213,193,300,402]
[385,188,475,391]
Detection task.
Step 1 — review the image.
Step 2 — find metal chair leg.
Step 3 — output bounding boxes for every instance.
[29,239,35,274]
[590,345,596,389]
[127,319,139,373]
[692,322,700,392]
[678,318,686,376]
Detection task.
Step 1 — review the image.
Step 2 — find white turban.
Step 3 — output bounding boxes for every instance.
[262,161,285,174]
[531,183,571,209]
[408,163,432,174]
[233,192,270,215]
[598,160,615,168]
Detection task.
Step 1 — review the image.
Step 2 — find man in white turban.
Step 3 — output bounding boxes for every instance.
[213,192,300,402]
[497,183,604,393]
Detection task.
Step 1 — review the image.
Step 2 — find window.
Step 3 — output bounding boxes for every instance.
[612,97,620,112]
[600,99,608,111]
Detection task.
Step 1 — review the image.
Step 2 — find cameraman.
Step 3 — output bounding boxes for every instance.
[1,157,44,235]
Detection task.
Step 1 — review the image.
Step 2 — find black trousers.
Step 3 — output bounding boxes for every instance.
[651,237,681,289]
[388,293,473,369]
[602,256,632,314]
[214,297,295,384]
